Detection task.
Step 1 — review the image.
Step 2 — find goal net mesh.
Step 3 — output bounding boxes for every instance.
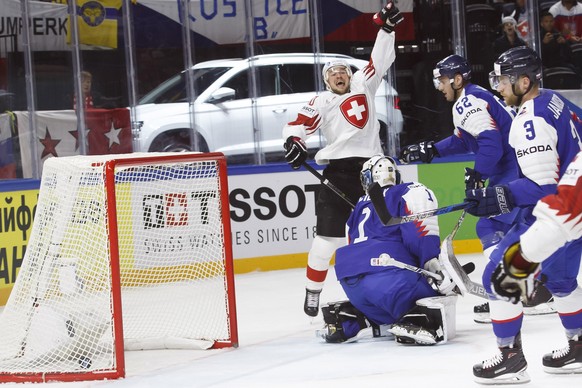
[0,153,236,379]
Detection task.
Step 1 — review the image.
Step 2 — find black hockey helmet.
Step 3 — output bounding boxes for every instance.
[432,54,471,88]
[489,46,542,89]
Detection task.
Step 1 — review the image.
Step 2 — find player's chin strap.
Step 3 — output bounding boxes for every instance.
[512,76,535,108]
[452,79,464,101]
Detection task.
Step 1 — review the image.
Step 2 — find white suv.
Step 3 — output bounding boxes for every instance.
[134,53,403,164]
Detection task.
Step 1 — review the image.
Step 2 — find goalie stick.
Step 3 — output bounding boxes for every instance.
[370,253,487,299]
[368,181,472,226]
[439,209,488,299]
[302,162,355,209]
[439,232,488,299]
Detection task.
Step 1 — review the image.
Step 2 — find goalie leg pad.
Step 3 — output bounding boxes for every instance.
[320,300,371,343]
[389,295,457,345]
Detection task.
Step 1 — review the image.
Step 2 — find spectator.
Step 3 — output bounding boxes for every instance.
[74,71,97,110]
[502,0,532,46]
[73,71,119,110]
[494,16,527,57]
[549,0,582,43]
[540,11,575,68]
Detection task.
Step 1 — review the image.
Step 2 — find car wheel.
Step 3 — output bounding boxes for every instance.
[150,130,209,153]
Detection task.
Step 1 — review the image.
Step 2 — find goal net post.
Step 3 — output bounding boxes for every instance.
[0,152,238,383]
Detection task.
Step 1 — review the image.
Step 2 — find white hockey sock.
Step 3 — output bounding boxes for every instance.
[553,286,582,339]
[306,236,346,290]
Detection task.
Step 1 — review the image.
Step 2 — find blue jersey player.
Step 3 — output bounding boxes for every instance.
[398,55,555,322]
[466,46,582,384]
[318,155,458,345]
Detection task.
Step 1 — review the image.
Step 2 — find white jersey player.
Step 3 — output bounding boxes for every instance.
[282,1,403,317]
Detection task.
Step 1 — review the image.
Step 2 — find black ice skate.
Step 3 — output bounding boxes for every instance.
[304,289,321,317]
[522,281,555,316]
[473,333,530,385]
[473,302,491,324]
[473,282,555,324]
[542,335,582,374]
[316,324,348,343]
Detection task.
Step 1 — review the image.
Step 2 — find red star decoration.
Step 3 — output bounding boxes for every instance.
[40,126,61,158]
[69,129,80,151]
[68,128,92,152]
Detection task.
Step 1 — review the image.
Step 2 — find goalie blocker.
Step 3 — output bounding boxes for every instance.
[317,296,457,345]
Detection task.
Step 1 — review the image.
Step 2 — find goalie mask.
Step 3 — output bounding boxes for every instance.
[322,59,352,92]
[360,154,401,192]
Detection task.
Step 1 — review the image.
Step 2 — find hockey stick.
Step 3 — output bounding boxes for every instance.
[438,210,488,299]
[302,162,355,208]
[450,209,467,240]
[367,181,473,225]
[371,254,444,280]
[389,202,473,225]
[371,253,487,299]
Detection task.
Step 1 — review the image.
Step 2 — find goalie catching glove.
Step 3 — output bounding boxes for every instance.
[372,1,404,33]
[424,258,457,295]
[399,141,438,164]
[491,242,540,304]
[284,136,307,170]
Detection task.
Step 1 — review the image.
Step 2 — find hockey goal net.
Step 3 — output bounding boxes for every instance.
[0,152,238,383]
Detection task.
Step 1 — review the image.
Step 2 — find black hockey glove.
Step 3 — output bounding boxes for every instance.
[491,242,539,304]
[284,136,307,170]
[464,185,514,218]
[398,141,438,164]
[372,1,404,33]
[464,167,485,190]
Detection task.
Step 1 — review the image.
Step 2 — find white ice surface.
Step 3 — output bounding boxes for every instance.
[4,253,582,388]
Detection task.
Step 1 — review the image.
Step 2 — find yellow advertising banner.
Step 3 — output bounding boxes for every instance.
[0,188,38,305]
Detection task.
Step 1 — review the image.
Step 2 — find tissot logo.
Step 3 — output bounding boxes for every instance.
[143,193,188,229]
[142,191,217,229]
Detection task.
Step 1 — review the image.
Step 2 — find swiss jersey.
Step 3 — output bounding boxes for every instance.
[435,83,518,187]
[282,30,395,165]
[334,182,440,280]
[507,89,582,209]
[520,151,582,263]
[549,2,582,40]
